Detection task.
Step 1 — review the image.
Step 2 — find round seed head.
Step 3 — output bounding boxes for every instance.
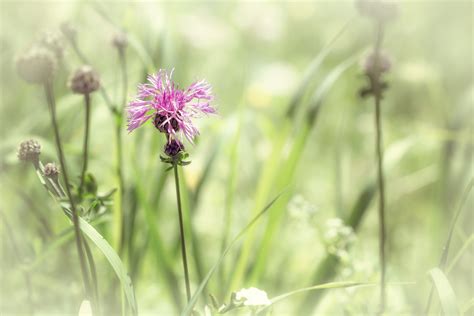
[69,65,101,94]
[17,139,41,162]
[60,22,77,41]
[164,139,184,158]
[356,0,398,23]
[16,47,57,84]
[40,31,64,60]
[44,162,60,178]
[362,51,392,76]
[112,32,128,51]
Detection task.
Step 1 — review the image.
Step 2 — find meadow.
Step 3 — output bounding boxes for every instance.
[0,1,472,315]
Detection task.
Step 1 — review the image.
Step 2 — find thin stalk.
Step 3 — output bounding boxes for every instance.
[43,81,95,313]
[116,48,127,257]
[372,21,387,314]
[83,237,101,315]
[173,164,192,302]
[79,93,91,198]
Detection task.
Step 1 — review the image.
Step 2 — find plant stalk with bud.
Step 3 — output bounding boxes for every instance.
[127,69,215,304]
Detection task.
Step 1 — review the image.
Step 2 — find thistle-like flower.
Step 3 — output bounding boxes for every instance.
[17,139,41,164]
[127,69,216,143]
[69,65,101,94]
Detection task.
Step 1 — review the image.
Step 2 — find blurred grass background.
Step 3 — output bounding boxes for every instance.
[0,1,472,315]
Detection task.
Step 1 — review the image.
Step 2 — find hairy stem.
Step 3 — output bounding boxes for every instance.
[79,93,91,198]
[44,81,95,313]
[173,164,192,302]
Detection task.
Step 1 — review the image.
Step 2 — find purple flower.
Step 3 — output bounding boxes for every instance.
[127,69,215,143]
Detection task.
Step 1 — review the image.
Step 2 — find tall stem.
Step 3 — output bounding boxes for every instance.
[44,81,94,312]
[116,48,127,256]
[373,21,386,314]
[173,164,192,302]
[79,93,91,198]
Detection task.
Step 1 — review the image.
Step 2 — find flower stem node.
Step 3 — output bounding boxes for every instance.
[17,139,41,164]
[161,139,191,167]
[16,47,57,84]
[69,65,101,95]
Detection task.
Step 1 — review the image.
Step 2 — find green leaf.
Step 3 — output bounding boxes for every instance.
[181,193,283,316]
[77,217,138,315]
[427,267,460,316]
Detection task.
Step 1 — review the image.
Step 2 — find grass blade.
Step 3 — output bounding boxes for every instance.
[427,268,460,316]
[77,216,138,316]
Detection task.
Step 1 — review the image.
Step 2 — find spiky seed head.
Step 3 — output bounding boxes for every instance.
[44,162,60,178]
[164,139,184,158]
[69,65,101,94]
[16,47,57,84]
[17,139,41,163]
[40,31,64,60]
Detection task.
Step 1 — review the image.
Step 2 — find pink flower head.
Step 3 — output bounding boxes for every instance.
[127,69,215,143]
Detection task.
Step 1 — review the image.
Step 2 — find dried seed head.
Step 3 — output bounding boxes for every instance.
[60,22,77,41]
[16,47,57,84]
[40,31,64,60]
[112,32,128,52]
[362,51,392,76]
[69,65,101,94]
[18,139,41,163]
[44,162,60,178]
[164,139,184,158]
[356,0,398,23]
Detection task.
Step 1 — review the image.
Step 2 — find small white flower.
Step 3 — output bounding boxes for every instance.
[235,287,272,307]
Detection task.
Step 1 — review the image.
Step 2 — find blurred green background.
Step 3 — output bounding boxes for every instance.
[0,1,472,315]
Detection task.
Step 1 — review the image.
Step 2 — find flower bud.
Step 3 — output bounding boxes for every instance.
[17,139,41,163]
[16,47,56,84]
[69,65,100,94]
[356,0,398,23]
[164,139,184,158]
[112,32,128,52]
[362,51,392,77]
[40,31,64,60]
[44,162,60,179]
[60,22,77,41]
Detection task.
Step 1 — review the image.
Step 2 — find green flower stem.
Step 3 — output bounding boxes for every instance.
[44,81,95,314]
[116,47,127,257]
[79,93,91,198]
[372,21,387,314]
[173,164,192,302]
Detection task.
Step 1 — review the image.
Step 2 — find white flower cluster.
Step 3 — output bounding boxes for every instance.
[235,287,272,307]
[288,194,317,223]
[323,218,356,262]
